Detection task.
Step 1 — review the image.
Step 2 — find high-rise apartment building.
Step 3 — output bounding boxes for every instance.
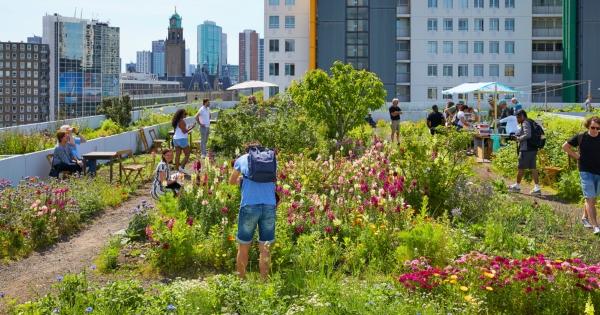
[185,48,191,76]
[531,0,564,102]
[136,50,152,74]
[264,0,310,94]
[197,21,223,76]
[239,29,259,82]
[221,33,228,66]
[312,0,570,103]
[259,38,265,81]
[0,41,50,126]
[43,14,120,120]
[165,10,186,78]
[151,40,165,77]
[571,0,600,101]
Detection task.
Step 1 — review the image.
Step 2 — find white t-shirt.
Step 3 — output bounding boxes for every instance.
[456,110,466,127]
[499,115,519,135]
[197,106,211,127]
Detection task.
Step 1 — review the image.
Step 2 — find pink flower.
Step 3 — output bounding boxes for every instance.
[186,217,194,226]
[220,206,229,214]
[145,225,154,240]
[324,226,333,234]
[165,218,175,231]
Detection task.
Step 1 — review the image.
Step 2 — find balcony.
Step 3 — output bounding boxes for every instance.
[396,73,410,83]
[532,51,563,61]
[532,73,562,83]
[397,5,410,15]
[532,6,562,14]
[532,28,562,37]
[396,50,410,60]
[397,29,410,37]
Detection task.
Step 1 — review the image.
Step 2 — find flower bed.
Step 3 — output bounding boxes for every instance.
[0,177,129,261]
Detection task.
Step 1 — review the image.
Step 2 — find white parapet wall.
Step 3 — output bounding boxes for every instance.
[0,101,237,186]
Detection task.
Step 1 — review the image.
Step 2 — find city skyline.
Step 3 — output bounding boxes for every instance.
[0,0,263,70]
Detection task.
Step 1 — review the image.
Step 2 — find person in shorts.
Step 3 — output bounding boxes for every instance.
[426,105,445,135]
[229,142,277,279]
[171,109,195,174]
[508,110,541,195]
[563,116,600,234]
[389,98,402,144]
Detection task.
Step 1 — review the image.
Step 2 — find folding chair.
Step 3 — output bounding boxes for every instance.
[148,129,166,153]
[138,128,150,153]
[117,150,145,185]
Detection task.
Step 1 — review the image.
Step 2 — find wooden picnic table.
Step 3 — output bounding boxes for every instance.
[82,151,121,183]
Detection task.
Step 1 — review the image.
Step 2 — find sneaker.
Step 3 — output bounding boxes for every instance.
[582,218,593,229]
[530,186,542,195]
[594,226,600,235]
[178,166,191,176]
[508,184,521,192]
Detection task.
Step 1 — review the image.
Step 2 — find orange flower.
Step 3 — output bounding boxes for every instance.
[227,235,235,241]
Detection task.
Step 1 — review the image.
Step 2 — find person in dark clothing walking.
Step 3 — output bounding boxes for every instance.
[563,116,600,235]
[426,105,445,135]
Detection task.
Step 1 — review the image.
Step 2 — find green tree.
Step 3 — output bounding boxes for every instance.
[98,95,132,128]
[288,61,386,140]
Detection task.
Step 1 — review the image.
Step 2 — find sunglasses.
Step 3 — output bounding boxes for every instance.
[591,126,600,131]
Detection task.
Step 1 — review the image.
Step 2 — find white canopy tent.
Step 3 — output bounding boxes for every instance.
[442,82,519,122]
[227,80,278,101]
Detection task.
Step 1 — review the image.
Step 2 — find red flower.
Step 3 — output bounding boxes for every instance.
[186,217,194,226]
[220,206,229,214]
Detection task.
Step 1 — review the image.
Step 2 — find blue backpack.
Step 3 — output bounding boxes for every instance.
[245,147,277,183]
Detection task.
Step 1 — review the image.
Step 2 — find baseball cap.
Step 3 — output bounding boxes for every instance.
[59,124,73,131]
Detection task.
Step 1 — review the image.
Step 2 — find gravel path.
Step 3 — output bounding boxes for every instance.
[0,187,154,308]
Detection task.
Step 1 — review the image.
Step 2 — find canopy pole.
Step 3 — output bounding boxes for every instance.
[494,83,498,132]
[477,92,481,123]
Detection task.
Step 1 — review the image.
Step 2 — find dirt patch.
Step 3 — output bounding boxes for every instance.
[0,186,154,308]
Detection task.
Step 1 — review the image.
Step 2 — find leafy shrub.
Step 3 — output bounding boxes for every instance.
[96,236,122,273]
[97,95,133,128]
[396,215,458,267]
[557,169,583,202]
[210,100,324,157]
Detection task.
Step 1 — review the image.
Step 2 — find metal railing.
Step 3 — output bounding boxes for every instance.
[532,6,562,14]
[532,51,563,60]
[532,28,562,37]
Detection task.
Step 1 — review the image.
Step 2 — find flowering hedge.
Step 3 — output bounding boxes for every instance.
[398,252,600,313]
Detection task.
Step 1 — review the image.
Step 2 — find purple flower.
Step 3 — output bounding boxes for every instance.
[56,275,63,282]
[167,304,176,311]
[0,292,5,298]
[90,264,97,270]
[85,306,93,313]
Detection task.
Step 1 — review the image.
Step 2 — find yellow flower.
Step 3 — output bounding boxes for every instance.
[449,279,457,284]
[460,286,469,292]
[433,273,440,277]
[484,272,495,279]
[485,286,493,291]
[450,275,458,280]
[464,295,474,302]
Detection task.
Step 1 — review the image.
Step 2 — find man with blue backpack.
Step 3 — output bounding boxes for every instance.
[508,109,545,195]
[229,142,277,280]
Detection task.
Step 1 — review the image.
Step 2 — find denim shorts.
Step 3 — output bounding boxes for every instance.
[173,138,189,148]
[236,204,276,244]
[580,172,600,199]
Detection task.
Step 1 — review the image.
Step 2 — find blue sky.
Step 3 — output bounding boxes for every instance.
[1,0,264,69]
